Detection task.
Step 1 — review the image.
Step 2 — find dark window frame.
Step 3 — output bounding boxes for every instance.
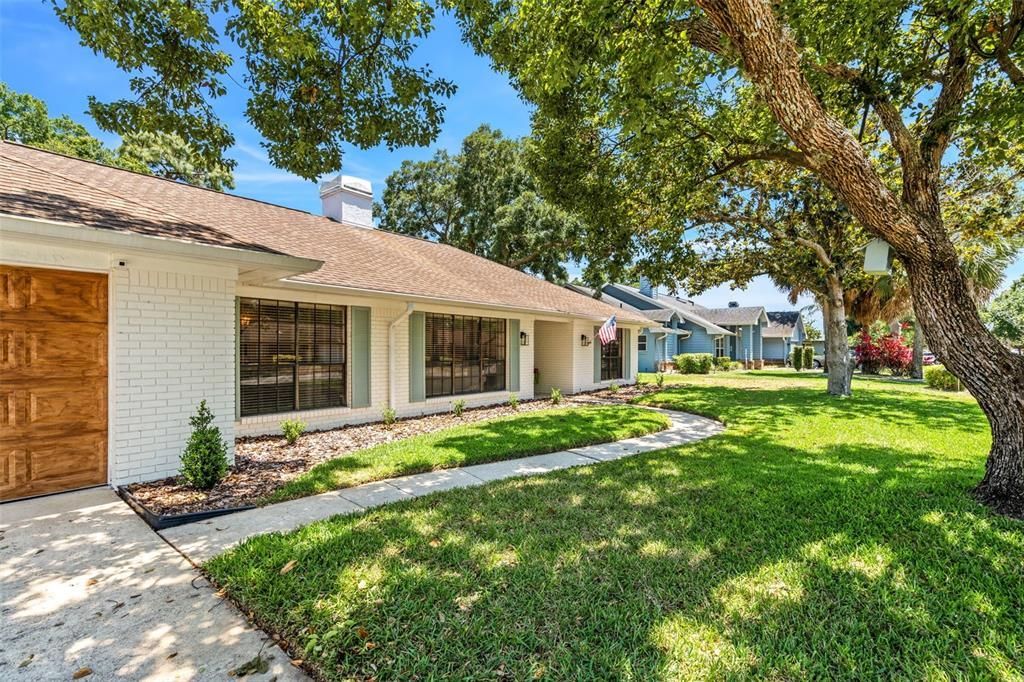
[600,328,624,381]
[425,313,506,398]
[238,298,347,417]
[638,334,647,352]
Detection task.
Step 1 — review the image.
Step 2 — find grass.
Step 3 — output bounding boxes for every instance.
[207,373,1023,680]
[264,405,670,503]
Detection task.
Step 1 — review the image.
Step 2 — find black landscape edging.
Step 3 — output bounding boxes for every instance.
[116,486,255,531]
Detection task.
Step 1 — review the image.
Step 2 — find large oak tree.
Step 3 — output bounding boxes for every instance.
[449,0,1024,512]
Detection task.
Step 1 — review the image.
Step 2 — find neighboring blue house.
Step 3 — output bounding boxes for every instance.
[764,311,808,365]
[567,281,773,370]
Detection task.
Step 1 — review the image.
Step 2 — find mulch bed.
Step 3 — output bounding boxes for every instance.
[124,384,661,515]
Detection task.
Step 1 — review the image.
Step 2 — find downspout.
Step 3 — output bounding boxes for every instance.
[388,303,415,409]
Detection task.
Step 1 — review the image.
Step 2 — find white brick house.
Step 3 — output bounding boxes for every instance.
[0,142,647,499]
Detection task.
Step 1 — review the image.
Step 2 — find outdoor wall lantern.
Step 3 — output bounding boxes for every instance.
[520,331,529,346]
[580,334,592,347]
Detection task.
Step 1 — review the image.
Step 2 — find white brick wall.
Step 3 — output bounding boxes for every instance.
[109,266,236,485]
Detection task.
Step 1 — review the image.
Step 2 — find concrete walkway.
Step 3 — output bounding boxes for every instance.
[161,408,723,563]
[0,488,307,681]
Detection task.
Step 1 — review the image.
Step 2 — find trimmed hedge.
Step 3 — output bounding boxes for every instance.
[674,353,714,374]
[791,346,804,371]
[714,355,733,371]
[802,345,815,369]
[924,365,963,391]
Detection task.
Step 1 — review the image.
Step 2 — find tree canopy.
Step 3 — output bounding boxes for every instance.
[985,277,1024,348]
[377,125,582,281]
[2,83,234,190]
[49,0,455,179]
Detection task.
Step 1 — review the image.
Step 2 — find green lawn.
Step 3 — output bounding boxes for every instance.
[207,373,1023,680]
[264,405,670,503]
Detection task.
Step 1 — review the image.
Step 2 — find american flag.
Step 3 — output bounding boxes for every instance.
[597,315,617,345]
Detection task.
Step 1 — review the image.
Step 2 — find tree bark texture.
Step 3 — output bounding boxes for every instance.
[912,317,924,381]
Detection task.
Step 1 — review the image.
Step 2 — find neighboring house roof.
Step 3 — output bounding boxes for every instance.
[1,142,648,323]
[600,283,735,336]
[764,311,803,339]
[672,299,767,326]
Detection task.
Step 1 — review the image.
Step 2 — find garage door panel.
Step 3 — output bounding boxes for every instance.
[0,382,106,439]
[0,322,107,378]
[1,265,108,501]
[0,434,107,498]
[1,267,107,322]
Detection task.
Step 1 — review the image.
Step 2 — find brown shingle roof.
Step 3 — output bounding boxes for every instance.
[1,142,647,323]
[765,311,802,338]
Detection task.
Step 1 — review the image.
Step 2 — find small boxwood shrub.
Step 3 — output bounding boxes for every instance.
[655,372,665,388]
[550,387,563,404]
[382,406,397,427]
[674,353,714,374]
[714,356,732,371]
[802,346,815,370]
[608,383,620,394]
[280,418,306,445]
[925,365,963,391]
[452,398,467,417]
[508,393,520,408]
[180,400,228,490]
[791,346,804,371]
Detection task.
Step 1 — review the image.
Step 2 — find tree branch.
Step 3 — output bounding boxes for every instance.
[921,39,975,172]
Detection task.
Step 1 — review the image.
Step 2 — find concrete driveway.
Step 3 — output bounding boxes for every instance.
[0,488,306,681]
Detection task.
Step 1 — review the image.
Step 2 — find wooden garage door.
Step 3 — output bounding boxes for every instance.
[1,265,108,501]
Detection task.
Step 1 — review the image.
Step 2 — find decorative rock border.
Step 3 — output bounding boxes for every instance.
[160,407,724,564]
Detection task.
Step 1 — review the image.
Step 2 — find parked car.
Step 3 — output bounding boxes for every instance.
[922,351,937,365]
[812,350,857,369]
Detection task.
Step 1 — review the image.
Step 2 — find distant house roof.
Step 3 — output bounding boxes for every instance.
[1,142,649,323]
[671,300,768,326]
[598,284,735,336]
[765,311,803,338]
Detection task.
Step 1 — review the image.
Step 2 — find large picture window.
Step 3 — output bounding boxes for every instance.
[425,313,506,398]
[600,328,623,380]
[239,298,346,416]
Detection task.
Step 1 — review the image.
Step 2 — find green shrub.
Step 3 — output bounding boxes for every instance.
[924,365,963,391]
[508,393,520,409]
[550,387,563,405]
[382,406,397,427]
[608,383,620,393]
[714,356,732,371]
[655,373,665,388]
[674,353,714,374]
[179,400,228,490]
[791,346,804,371]
[280,418,306,445]
[452,398,466,417]
[802,345,815,370]
[731,361,744,371]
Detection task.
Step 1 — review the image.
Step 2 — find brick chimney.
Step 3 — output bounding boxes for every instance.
[319,175,373,228]
[638,276,654,298]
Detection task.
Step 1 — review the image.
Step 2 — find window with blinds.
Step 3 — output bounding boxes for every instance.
[239,298,347,416]
[600,328,623,380]
[425,313,506,398]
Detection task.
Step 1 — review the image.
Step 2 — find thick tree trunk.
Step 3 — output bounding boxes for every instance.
[905,256,1024,514]
[695,0,1024,511]
[822,285,852,397]
[911,317,924,380]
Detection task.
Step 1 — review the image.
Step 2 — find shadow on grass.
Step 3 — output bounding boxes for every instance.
[207,390,1019,680]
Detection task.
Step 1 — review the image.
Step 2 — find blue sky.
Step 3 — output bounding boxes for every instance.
[3,2,1018,327]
